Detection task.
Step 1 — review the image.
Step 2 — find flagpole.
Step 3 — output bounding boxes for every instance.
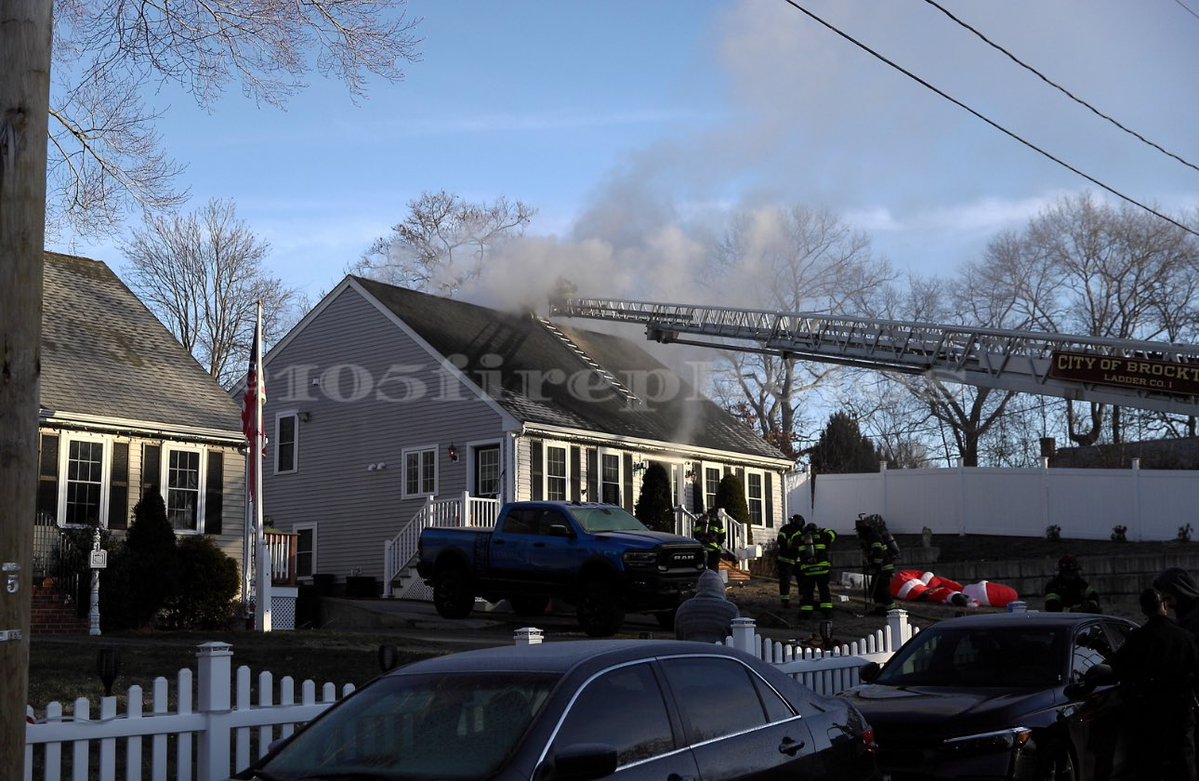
[252,301,272,632]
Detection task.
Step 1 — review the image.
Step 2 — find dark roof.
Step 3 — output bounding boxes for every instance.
[354,278,784,461]
[1052,437,1199,469]
[41,252,242,435]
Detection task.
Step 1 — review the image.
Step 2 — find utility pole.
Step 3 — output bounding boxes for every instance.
[1,1,52,774]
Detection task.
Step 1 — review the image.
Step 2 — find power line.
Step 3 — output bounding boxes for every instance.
[921,0,1199,175]
[778,0,1199,240]
[1176,0,1199,22]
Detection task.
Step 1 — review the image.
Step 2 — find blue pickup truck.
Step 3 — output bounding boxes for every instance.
[416,501,708,636]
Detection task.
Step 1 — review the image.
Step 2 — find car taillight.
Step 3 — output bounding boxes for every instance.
[861,725,877,753]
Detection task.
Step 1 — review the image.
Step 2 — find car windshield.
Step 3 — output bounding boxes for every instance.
[875,625,1066,688]
[573,506,649,533]
[257,671,559,780]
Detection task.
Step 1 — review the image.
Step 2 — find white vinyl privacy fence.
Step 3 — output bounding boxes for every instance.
[25,614,917,781]
[793,462,1199,541]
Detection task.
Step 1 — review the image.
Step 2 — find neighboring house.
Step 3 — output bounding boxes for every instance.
[259,276,792,594]
[34,253,248,588]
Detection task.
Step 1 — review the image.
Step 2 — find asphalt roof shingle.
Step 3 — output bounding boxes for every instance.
[41,253,242,435]
[354,277,785,461]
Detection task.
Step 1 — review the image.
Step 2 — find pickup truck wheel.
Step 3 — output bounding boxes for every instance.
[432,567,475,619]
[577,582,625,637]
[508,595,550,617]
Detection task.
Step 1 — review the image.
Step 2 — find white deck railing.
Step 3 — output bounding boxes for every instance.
[674,506,752,566]
[382,493,501,597]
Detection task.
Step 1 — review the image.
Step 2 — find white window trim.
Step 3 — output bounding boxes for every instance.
[597,447,623,506]
[402,445,439,499]
[744,467,767,528]
[292,522,317,581]
[274,410,300,475]
[161,443,208,535]
[542,441,571,502]
[702,463,723,511]
[57,432,112,528]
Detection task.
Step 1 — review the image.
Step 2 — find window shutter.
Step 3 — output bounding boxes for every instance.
[765,471,775,529]
[108,442,130,530]
[622,454,634,512]
[570,446,581,502]
[36,433,59,523]
[142,443,161,496]
[205,451,224,534]
[529,439,543,501]
[586,448,597,502]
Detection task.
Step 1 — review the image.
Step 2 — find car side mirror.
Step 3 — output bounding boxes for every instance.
[859,661,881,683]
[536,743,618,781]
[1064,663,1116,700]
[547,524,574,538]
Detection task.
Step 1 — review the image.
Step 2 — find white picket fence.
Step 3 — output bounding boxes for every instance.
[25,641,356,781]
[24,612,914,780]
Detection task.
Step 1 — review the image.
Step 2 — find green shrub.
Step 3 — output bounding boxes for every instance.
[164,536,240,630]
[715,473,753,544]
[126,491,180,627]
[634,462,675,533]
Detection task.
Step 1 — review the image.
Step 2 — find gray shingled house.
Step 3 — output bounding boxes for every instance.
[259,276,792,597]
[35,253,248,597]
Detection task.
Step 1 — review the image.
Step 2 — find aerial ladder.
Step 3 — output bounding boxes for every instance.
[549,297,1199,417]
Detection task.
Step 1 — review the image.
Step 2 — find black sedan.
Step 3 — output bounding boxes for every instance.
[235,639,879,780]
[838,611,1138,781]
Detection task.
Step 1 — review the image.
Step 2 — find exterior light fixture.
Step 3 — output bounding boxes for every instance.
[448,443,459,463]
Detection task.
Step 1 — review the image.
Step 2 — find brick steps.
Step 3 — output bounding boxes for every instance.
[31,579,87,635]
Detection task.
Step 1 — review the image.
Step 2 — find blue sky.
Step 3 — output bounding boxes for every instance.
[53,0,1199,307]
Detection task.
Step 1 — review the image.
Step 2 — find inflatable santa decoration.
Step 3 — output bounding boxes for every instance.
[890,570,1018,608]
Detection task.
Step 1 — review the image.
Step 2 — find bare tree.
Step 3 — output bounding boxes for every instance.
[121,198,299,387]
[1009,193,1199,445]
[1,1,51,768]
[705,206,893,457]
[352,190,536,296]
[48,0,422,238]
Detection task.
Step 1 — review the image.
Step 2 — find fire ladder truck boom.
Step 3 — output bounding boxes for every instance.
[549,297,1199,417]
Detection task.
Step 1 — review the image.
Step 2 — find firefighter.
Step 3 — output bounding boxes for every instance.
[798,522,837,620]
[775,514,806,611]
[694,507,727,571]
[1043,555,1101,613]
[1112,587,1198,781]
[856,514,900,613]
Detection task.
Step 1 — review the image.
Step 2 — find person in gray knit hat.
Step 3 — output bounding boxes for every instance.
[674,569,740,644]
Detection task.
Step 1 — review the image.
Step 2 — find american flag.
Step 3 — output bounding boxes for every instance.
[242,305,265,501]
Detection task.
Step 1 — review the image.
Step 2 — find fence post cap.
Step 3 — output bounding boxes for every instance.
[195,641,234,657]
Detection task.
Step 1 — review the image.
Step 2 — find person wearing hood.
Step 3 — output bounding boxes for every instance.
[1154,567,1199,634]
[674,569,740,644]
[1112,588,1198,781]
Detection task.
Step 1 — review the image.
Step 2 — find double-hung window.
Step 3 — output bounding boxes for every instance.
[164,445,205,532]
[404,447,437,498]
[64,436,107,526]
[745,470,764,527]
[545,445,568,501]
[599,451,621,505]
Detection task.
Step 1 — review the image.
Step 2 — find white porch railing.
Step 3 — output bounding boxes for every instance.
[674,506,752,567]
[382,493,502,598]
[264,530,299,586]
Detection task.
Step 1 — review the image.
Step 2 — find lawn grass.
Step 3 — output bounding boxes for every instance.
[28,629,448,715]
